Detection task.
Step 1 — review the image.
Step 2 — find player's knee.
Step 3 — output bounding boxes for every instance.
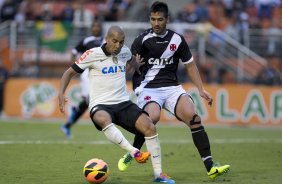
[145,124,156,137]
[189,114,202,128]
[151,116,160,124]
[145,108,161,124]
[148,112,160,124]
[92,111,111,129]
[139,114,156,136]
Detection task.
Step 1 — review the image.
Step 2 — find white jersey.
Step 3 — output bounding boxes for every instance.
[72,44,132,109]
[80,68,90,98]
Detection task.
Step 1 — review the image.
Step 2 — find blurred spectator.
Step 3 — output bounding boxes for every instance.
[208,28,225,49]
[0,0,5,9]
[134,0,150,22]
[176,2,198,23]
[36,1,53,21]
[237,11,249,45]
[0,0,18,22]
[71,20,104,59]
[73,2,93,30]
[0,59,9,117]
[194,0,209,22]
[224,15,239,40]
[60,1,74,23]
[255,59,282,85]
[14,1,26,32]
[266,20,281,55]
[216,67,236,84]
[222,0,234,17]
[255,0,281,20]
[104,0,131,21]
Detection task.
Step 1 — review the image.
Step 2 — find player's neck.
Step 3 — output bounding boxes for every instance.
[153,30,168,38]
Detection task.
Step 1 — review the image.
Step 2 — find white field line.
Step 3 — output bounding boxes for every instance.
[1,138,282,145]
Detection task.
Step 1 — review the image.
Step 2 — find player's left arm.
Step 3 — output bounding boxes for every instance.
[185,62,213,106]
[127,54,144,75]
[178,35,213,106]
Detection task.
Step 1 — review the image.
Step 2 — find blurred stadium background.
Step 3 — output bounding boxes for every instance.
[0,0,281,125]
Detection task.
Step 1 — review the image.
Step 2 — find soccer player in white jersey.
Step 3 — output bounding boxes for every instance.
[118,1,230,181]
[58,26,175,184]
[61,21,104,138]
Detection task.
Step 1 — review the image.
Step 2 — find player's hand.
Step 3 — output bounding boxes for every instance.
[58,94,68,113]
[199,90,213,107]
[133,54,145,75]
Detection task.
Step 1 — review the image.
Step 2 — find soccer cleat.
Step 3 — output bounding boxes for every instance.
[118,153,133,171]
[207,164,230,180]
[153,173,175,184]
[134,151,150,163]
[60,125,71,139]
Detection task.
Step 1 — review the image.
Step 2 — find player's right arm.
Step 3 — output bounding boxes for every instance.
[59,48,96,113]
[58,67,78,113]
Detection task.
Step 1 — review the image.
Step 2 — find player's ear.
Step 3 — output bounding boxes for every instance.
[105,36,110,43]
[167,16,170,24]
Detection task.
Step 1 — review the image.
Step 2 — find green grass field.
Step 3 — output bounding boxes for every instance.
[0,119,281,184]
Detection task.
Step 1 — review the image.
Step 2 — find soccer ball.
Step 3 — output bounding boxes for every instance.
[83,158,110,184]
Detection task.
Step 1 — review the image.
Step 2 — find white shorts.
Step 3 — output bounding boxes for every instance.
[136,85,191,115]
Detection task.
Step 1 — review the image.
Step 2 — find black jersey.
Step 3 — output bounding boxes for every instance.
[131,29,193,91]
[72,36,103,55]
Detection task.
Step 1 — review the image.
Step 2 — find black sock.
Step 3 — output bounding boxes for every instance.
[73,100,88,122]
[65,122,72,128]
[191,126,214,172]
[66,100,88,128]
[133,132,145,150]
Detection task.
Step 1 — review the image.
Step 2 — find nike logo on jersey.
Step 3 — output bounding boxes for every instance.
[99,58,108,62]
[148,58,173,65]
[102,65,126,74]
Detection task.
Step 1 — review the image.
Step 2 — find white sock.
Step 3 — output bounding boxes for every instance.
[145,134,162,178]
[103,123,138,156]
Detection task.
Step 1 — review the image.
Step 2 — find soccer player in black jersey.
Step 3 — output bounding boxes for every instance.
[118,1,230,180]
[61,21,104,138]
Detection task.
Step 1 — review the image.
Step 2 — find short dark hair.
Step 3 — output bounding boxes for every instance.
[150,1,169,18]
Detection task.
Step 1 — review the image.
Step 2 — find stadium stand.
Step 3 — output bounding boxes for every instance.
[0,0,281,84]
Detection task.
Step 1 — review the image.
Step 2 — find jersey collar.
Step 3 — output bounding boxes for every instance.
[101,43,111,56]
[152,30,168,38]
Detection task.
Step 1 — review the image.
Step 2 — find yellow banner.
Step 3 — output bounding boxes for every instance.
[4,79,282,126]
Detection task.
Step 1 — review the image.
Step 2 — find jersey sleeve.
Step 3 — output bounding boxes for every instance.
[178,36,193,64]
[72,49,95,73]
[131,35,143,56]
[124,46,133,62]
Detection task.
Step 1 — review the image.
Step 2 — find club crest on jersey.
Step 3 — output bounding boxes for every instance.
[170,44,177,51]
[112,56,118,64]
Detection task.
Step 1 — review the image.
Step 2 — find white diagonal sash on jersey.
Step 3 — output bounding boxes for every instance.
[135,33,182,95]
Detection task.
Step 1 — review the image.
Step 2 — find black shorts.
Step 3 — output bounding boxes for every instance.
[89,101,147,134]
